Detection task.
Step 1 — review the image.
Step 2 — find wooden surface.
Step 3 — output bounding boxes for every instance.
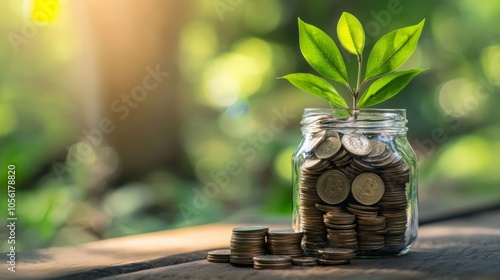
[2,210,500,280]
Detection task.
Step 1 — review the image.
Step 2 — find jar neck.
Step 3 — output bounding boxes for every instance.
[301,108,408,135]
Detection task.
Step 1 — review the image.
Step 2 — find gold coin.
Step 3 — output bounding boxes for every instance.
[316,170,350,205]
[352,173,385,205]
[315,137,342,159]
[341,133,372,156]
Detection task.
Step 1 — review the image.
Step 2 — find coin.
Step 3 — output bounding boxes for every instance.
[367,140,386,157]
[230,255,255,265]
[207,248,231,263]
[324,212,356,224]
[317,248,355,265]
[315,137,342,159]
[325,223,356,230]
[253,255,292,263]
[267,229,303,237]
[233,226,269,234]
[230,226,268,266]
[318,259,350,265]
[253,255,292,269]
[267,229,304,257]
[323,211,357,249]
[292,257,318,266]
[315,203,342,212]
[316,170,350,205]
[341,133,372,156]
[352,173,385,205]
[317,248,356,259]
[301,158,322,170]
[254,263,293,269]
[305,130,326,152]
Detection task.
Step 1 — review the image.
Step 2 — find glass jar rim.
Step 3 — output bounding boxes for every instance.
[301,108,408,134]
[303,108,406,113]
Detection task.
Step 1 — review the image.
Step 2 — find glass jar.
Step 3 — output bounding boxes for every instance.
[292,108,418,257]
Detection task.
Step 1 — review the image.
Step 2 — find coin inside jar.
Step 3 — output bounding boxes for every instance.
[341,133,372,156]
[314,137,342,159]
[316,170,351,205]
[352,173,385,206]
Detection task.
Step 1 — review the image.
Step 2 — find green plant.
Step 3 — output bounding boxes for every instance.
[281,12,425,109]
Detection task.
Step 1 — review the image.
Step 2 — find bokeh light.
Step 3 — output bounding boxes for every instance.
[2,0,500,252]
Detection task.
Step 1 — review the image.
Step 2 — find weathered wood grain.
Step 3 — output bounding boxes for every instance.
[99,212,500,280]
[1,223,237,280]
[2,211,500,280]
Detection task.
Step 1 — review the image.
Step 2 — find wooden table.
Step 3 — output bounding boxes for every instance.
[2,210,500,280]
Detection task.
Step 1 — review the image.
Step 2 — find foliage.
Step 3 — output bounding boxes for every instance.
[282,12,425,109]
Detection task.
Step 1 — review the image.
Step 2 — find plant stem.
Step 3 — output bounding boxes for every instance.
[353,54,363,111]
[356,55,362,93]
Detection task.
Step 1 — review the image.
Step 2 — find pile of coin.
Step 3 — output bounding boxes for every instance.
[207,249,231,263]
[230,226,268,266]
[266,229,304,257]
[299,158,330,255]
[297,115,411,255]
[317,248,356,265]
[323,211,357,250]
[253,255,292,269]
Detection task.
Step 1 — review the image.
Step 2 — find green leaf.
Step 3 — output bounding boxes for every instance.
[337,12,365,56]
[358,69,423,108]
[298,18,348,85]
[280,73,348,108]
[365,19,425,80]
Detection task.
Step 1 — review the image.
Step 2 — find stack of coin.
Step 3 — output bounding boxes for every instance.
[207,249,231,263]
[266,229,304,257]
[291,256,318,266]
[377,150,409,248]
[230,226,268,266]
[253,255,292,269]
[379,184,408,247]
[346,202,379,217]
[356,215,386,251]
[317,248,355,265]
[299,157,330,255]
[323,211,357,250]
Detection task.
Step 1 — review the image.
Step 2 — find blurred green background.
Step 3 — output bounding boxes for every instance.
[1,0,500,251]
